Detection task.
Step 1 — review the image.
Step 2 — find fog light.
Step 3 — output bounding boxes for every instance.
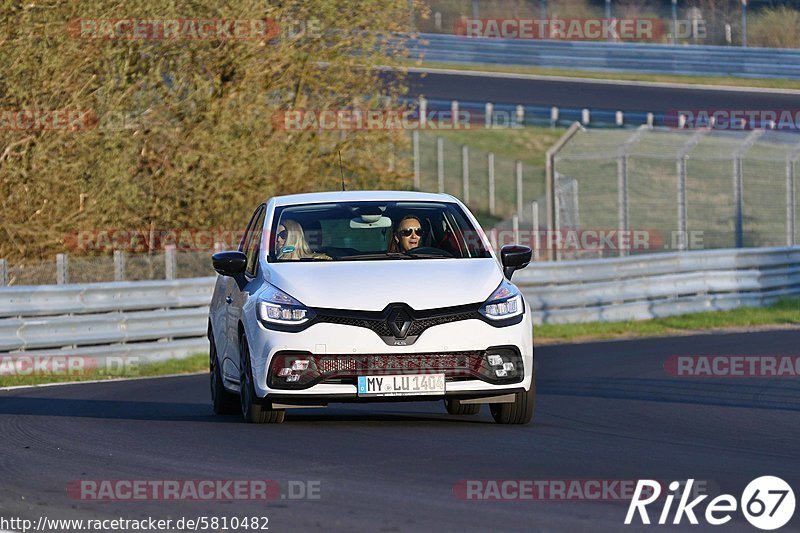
[277,368,293,377]
[495,369,508,377]
[488,355,503,366]
[285,374,300,383]
[502,362,514,371]
[292,360,310,371]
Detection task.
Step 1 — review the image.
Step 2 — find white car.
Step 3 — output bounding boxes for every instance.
[208,191,534,424]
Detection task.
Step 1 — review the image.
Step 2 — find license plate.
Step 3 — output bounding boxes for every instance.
[358,374,445,397]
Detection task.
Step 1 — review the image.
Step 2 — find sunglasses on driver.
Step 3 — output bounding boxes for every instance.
[397,227,424,237]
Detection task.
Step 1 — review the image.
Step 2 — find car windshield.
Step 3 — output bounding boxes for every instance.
[268,201,492,262]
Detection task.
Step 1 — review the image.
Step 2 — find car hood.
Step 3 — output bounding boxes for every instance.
[265,258,503,311]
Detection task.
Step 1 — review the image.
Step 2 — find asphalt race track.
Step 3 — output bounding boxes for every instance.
[406,70,800,114]
[1,329,799,532]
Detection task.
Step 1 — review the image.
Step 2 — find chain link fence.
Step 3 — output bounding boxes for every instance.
[11,125,796,281]
[552,126,799,259]
[1,249,215,287]
[412,130,548,224]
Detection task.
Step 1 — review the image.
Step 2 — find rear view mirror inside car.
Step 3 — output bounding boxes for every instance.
[350,216,392,229]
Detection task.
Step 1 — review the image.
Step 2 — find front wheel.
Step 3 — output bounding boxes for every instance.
[239,335,285,424]
[490,374,536,425]
[210,334,239,415]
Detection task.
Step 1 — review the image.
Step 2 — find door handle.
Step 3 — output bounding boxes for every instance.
[225,296,232,304]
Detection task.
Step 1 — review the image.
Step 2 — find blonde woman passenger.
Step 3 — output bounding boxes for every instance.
[276,219,331,260]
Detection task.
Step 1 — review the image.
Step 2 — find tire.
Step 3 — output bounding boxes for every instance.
[444,398,481,415]
[490,373,536,425]
[209,333,239,415]
[239,335,285,424]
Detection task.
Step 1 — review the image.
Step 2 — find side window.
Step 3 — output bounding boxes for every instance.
[245,207,266,276]
[239,208,260,253]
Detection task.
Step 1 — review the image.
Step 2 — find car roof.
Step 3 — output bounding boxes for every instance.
[271,190,458,207]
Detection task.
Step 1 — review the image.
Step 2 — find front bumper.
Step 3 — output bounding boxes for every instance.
[244,310,534,400]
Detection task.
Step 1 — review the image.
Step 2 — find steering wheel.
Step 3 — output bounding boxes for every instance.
[406,246,454,258]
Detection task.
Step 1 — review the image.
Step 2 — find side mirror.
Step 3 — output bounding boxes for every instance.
[212,251,247,278]
[500,245,532,280]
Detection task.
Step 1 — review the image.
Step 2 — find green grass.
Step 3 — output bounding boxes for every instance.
[403,59,800,91]
[0,353,208,388]
[535,298,800,343]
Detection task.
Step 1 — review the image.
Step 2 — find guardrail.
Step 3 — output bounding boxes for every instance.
[0,246,797,365]
[0,277,216,367]
[407,33,800,79]
[514,246,800,324]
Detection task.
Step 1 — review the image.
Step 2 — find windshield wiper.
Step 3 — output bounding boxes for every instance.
[334,252,453,261]
[402,254,450,259]
[338,253,409,261]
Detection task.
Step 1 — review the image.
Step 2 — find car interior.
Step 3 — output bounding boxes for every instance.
[270,202,479,260]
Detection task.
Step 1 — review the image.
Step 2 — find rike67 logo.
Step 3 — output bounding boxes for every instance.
[626,477,795,530]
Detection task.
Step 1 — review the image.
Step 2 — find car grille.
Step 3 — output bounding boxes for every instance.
[407,312,476,336]
[313,304,481,343]
[315,352,483,375]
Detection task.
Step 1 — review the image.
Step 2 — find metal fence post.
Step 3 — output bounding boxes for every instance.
[114,250,126,281]
[617,155,629,257]
[676,127,711,251]
[741,0,748,48]
[671,0,678,44]
[461,145,470,204]
[788,144,800,246]
[550,107,559,128]
[412,130,420,190]
[616,125,649,256]
[733,130,763,248]
[676,156,688,251]
[546,122,583,261]
[0,259,7,286]
[436,136,445,193]
[512,214,520,245]
[531,202,540,261]
[165,245,177,280]
[485,102,493,129]
[56,253,69,284]
[419,96,427,127]
[488,152,496,216]
[788,157,796,246]
[733,157,744,248]
[516,160,524,216]
[451,100,459,128]
[516,105,524,127]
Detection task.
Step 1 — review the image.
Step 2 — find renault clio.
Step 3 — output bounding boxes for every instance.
[208,191,534,424]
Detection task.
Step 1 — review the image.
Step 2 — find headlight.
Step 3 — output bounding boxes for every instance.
[479,280,524,321]
[257,284,315,325]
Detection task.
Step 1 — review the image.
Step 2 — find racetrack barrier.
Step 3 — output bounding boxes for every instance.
[405,33,800,80]
[0,246,798,363]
